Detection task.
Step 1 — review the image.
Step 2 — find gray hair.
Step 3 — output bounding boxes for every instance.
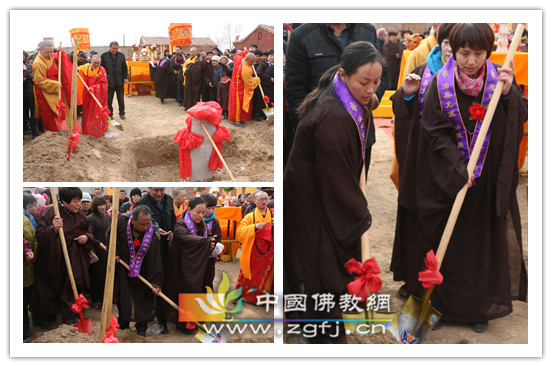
[254,190,267,200]
[172,187,185,197]
[38,40,54,49]
[109,41,119,47]
[91,54,101,61]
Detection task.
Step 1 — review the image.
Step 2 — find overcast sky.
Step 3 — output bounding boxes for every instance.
[13,10,261,51]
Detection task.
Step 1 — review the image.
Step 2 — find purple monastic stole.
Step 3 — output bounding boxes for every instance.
[126,216,154,277]
[437,57,497,180]
[184,211,213,238]
[333,72,369,162]
[418,64,434,117]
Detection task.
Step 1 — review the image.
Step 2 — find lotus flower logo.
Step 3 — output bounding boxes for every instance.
[179,272,258,322]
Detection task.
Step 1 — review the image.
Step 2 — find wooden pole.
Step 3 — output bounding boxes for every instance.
[200,122,236,182]
[49,187,79,300]
[433,24,525,269]
[98,188,120,343]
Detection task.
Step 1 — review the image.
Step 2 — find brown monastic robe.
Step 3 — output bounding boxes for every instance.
[159,215,220,323]
[32,205,94,318]
[415,64,528,323]
[183,58,203,109]
[283,88,374,324]
[110,212,164,323]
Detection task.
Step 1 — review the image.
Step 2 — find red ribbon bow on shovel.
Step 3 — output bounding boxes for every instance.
[417,250,443,289]
[66,124,82,160]
[71,293,90,314]
[71,293,94,335]
[345,258,382,302]
[263,95,270,104]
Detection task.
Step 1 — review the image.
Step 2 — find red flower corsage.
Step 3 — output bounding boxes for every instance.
[469,103,486,121]
[133,238,141,248]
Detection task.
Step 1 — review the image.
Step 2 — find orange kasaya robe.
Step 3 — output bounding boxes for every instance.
[77,64,109,137]
[228,51,261,123]
[33,51,74,132]
[235,208,274,304]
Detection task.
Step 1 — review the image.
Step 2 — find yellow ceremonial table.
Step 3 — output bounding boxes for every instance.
[125,60,155,98]
[215,207,243,263]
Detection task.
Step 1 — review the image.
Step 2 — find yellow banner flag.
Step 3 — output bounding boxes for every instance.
[168,23,192,47]
[69,28,91,51]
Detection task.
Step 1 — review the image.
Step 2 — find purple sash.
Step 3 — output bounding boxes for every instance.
[126,215,154,278]
[184,211,213,238]
[437,57,497,179]
[157,58,167,67]
[333,72,368,160]
[418,64,434,117]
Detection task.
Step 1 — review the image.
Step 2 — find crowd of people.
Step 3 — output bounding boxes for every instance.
[22,187,274,340]
[283,23,528,343]
[23,39,274,139]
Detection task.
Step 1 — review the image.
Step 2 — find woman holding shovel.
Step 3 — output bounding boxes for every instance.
[32,187,94,330]
[283,41,382,343]
[415,23,528,333]
[159,197,218,334]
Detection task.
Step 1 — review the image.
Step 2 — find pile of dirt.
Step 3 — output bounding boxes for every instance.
[23,96,274,182]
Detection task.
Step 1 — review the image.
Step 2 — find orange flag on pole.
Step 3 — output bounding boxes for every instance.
[69,28,91,51]
[168,23,192,47]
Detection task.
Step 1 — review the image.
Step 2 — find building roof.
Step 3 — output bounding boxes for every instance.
[234,24,274,43]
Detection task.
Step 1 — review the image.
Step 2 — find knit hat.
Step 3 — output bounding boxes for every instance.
[130,188,142,197]
[82,192,92,202]
[377,28,388,37]
[212,55,221,62]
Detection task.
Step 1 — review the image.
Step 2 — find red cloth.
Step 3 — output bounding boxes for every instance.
[82,66,109,137]
[228,50,252,122]
[208,126,231,171]
[35,50,74,132]
[345,257,382,302]
[236,222,274,305]
[174,116,204,179]
[418,250,443,289]
[175,102,231,178]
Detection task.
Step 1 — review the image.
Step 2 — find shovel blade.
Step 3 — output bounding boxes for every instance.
[397,295,441,344]
[262,108,274,117]
[194,323,226,343]
[75,317,94,335]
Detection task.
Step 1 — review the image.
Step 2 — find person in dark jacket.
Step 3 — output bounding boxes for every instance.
[203,55,229,104]
[285,23,388,143]
[100,41,128,119]
[256,49,275,106]
[135,187,176,262]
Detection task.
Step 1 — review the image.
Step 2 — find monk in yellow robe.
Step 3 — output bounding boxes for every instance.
[33,40,73,132]
[77,55,109,137]
[235,190,274,304]
[228,51,261,127]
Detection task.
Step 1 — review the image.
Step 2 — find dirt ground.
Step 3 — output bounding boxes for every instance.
[27,247,274,343]
[23,95,274,182]
[283,119,528,345]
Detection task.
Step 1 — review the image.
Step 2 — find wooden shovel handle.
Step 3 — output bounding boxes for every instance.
[200,122,236,182]
[50,187,79,300]
[98,243,181,312]
[434,24,525,269]
[98,188,120,343]
[252,66,269,109]
[57,43,62,100]
[77,72,105,110]
[359,163,370,262]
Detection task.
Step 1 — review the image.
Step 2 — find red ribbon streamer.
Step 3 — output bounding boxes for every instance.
[103,316,119,343]
[66,125,82,160]
[345,258,382,302]
[263,95,270,104]
[418,250,443,289]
